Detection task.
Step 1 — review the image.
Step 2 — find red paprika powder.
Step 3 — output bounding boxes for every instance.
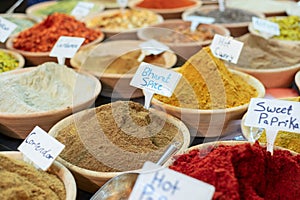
[13,13,102,52]
[136,0,196,9]
[169,142,300,200]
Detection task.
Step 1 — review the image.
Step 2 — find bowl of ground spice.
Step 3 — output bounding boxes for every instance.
[166,141,300,199]
[241,96,300,154]
[0,151,77,200]
[0,48,25,73]
[48,101,190,192]
[128,0,202,19]
[70,40,177,98]
[227,34,300,88]
[182,5,264,37]
[152,46,265,137]
[5,13,104,66]
[0,62,101,139]
[137,19,230,59]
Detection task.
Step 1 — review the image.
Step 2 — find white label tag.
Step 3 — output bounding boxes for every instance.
[252,17,280,37]
[210,34,244,64]
[71,2,94,18]
[130,62,181,97]
[184,16,215,31]
[129,162,215,200]
[244,98,300,133]
[50,36,85,58]
[17,126,65,171]
[0,16,17,43]
[139,39,170,56]
[117,0,128,8]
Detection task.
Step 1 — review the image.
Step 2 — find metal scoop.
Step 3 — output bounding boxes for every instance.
[90,142,181,200]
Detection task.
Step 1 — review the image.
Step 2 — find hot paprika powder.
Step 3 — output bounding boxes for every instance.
[169,142,300,200]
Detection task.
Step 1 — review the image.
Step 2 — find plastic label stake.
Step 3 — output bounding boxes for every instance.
[0,16,17,43]
[130,62,181,109]
[50,36,85,65]
[18,126,65,171]
[138,39,170,62]
[244,98,300,154]
[184,16,215,31]
[71,2,94,19]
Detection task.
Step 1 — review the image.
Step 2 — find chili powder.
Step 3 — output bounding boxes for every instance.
[170,142,300,199]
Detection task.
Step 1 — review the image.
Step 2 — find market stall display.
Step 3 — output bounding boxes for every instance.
[71,40,177,98]
[0,48,25,73]
[137,19,230,59]
[48,101,190,192]
[228,34,300,88]
[152,47,265,137]
[182,5,264,36]
[6,13,104,65]
[0,62,101,139]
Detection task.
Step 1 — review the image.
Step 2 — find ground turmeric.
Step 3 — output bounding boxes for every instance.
[154,47,258,109]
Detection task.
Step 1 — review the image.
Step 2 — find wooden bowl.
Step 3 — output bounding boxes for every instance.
[0,67,101,139]
[48,103,191,192]
[26,0,105,22]
[128,0,202,19]
[70,40,177,98]
[0,48,25,72]
[0,151,77,200]
[5,33,104,66]
[151,69,265,137]
[182,5,264,37]
[137,19,230,59]
[84,9,164,40]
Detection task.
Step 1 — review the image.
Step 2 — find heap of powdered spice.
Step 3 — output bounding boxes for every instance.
[12,13,102,52]
[136,0,196,9]
[169,142,300,200]
[154,46,257,109]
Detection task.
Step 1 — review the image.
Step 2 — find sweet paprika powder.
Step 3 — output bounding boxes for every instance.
[170,142,300,200]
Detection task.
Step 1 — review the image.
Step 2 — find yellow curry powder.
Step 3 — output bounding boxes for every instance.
[155,47,258,109]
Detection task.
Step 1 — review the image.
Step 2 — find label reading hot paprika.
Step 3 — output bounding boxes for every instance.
[0,16,17,43]
[128,162,215,200]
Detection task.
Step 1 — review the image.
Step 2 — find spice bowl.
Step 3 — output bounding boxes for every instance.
[295,70,300,91]
[137,19,230,59]
[0,151,77,200]
[70,40,177,98]
[151,69,265,137]
[0,65,102,139]
[0,48,25,73]
[48,101,191,192]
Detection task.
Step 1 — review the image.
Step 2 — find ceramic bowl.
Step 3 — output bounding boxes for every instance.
[70,40,177,98]
[128,0,202,19]
[83,8,164,40]
[48,104,191,192]
[0,48,25,73]
[182,5,264,37]
[137,19,230,59]
[0,67,101,139]
[151,69,265,137]
[295,70,300,91]
[0,151,77,200]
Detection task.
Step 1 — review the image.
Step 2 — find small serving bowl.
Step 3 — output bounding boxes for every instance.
[151,69,265,137]
[0,66,101,139]
[128,0,202,19]
[48,103,191,192]
[71,40,177,98]
[0,151,77,200]
[182,5,264,37]
[0,48,25,73]
[137,19,230,59]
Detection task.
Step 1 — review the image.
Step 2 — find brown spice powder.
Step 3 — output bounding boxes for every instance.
[55,101,183,172]
[0,154,66,200]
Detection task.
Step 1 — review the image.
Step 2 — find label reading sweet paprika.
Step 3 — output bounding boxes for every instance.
[129,162,215,200]
[18,126,65,171]
[0,16,17,43]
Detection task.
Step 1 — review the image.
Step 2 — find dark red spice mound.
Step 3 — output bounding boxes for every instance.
[13,13,102,52]
[169,142,300,200]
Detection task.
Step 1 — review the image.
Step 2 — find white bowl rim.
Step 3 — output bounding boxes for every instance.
[295,70,300,89]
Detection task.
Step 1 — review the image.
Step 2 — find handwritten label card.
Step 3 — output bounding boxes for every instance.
[210,34,244,64]
[0,16,17,43]
[71,2,94,18]
[117,0,128,8]
[252,17,280,37]
[139,39,170,56]
[129,162,215,200]
[245,98,300,153]
[18,126,65,171]
[184,16,215,31]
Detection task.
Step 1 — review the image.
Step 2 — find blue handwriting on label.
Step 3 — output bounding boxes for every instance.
[141,67,172,91]
[25,132,54,160]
